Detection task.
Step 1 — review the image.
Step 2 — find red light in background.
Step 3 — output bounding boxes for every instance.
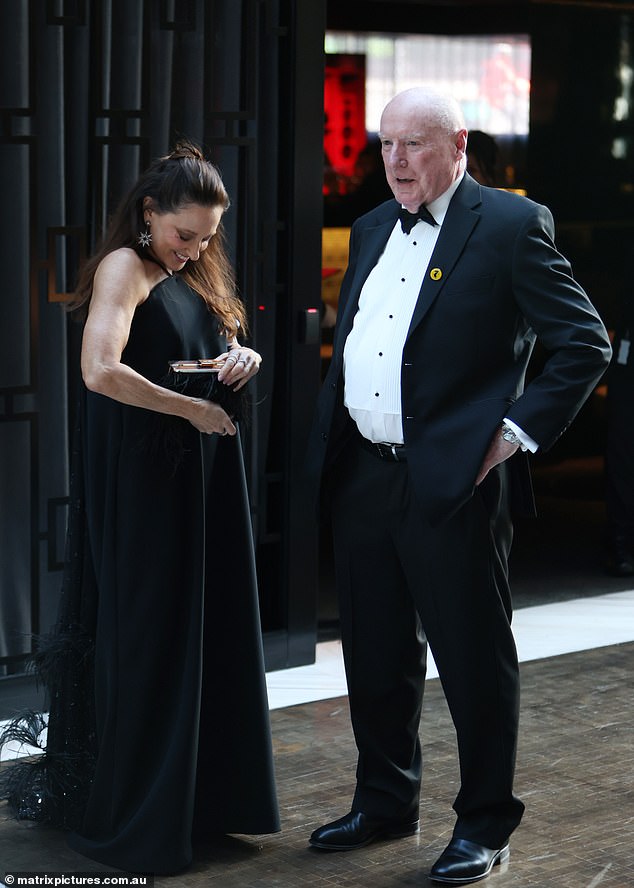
[324,54,367,179]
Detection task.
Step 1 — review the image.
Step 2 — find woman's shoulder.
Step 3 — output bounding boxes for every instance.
[93,248,162,304]
[97,247,145,275]
[95,247,146,281]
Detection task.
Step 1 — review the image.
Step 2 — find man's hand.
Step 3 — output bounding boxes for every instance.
[476,429,519,486]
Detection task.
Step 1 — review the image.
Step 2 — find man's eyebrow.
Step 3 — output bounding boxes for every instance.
[378,133,424,140]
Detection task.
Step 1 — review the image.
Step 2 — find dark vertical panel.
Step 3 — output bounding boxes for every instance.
[529,5,634,333]
[98,0,147,209]
[529,5,628,222]
[148,3,174,155]
[36,3,75,639]
[0,0,326,713]
[0,423,32,675]
[167,0,205,143]
[0,0,35,679]
[278,0,325,665]
[0,0,30,389]
[0,0,75,681]
[241,0,325,667]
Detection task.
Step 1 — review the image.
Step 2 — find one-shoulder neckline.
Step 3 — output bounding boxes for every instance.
[146,272,186,299]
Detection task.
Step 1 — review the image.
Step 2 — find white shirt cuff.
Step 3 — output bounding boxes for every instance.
[503,417,539,453]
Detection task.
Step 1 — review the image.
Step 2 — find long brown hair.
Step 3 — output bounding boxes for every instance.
[70,141,246,336]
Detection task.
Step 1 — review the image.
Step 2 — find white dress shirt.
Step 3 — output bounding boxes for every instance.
[343,175,538,452]
[344,178,459,444]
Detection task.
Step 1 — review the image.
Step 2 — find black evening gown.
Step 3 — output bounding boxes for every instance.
[4,275,280,875]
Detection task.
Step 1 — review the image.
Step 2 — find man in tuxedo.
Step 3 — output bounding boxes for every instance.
[306,89,611,884]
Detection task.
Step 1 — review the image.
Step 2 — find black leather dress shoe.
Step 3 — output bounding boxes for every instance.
[430,838,510,884]
[309,810,419,851]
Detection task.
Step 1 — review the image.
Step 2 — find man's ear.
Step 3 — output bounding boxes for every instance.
[456,129,468,159]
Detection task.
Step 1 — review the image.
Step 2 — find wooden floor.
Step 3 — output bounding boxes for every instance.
[1,641,632,887]
[2,456,632,885]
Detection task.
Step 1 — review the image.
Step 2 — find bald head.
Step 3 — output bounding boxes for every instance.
[381,88,466,134]
[379,89,468,211]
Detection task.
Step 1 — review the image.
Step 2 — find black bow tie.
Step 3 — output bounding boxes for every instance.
[399,205,437,234]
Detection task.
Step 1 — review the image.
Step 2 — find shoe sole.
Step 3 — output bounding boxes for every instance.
[430,844,510,884]
[309,820,420,852]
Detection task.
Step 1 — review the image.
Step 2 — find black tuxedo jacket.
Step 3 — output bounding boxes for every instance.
[307,173,612,527]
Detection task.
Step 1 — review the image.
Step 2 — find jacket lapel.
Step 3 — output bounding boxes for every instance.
[334,177,484,356]
[407,175,482,337]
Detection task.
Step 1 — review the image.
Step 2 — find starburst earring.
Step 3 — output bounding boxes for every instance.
[138,220,152,248]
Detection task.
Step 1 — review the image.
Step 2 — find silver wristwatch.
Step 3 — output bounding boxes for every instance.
[501,423,527,452]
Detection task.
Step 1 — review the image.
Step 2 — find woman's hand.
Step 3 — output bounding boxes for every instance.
[216,346,262,391]
[188,399,237,436]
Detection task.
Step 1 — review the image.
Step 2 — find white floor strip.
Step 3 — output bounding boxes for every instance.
[512,589,634,662]
[265,589,634,709]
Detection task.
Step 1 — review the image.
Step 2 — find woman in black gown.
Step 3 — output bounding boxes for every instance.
[2,143,280,874]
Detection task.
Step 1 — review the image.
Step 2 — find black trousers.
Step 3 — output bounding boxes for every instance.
[330,438,525,848]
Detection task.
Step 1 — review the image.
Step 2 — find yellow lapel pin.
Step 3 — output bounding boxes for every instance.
[430,267,442,281]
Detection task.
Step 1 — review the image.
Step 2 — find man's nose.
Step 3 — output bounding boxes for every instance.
[389,144,407,165]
